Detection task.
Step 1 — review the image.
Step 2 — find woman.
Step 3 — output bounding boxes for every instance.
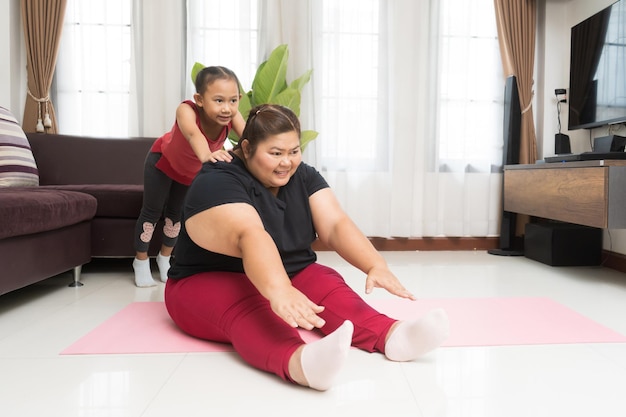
[165,104,449,391]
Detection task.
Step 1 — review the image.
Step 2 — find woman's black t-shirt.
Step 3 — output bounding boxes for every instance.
[168,154,329,279]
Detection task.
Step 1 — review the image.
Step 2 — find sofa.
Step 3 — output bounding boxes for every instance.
[0,107,162,296]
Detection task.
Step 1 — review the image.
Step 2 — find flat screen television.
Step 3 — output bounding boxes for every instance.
[568,0,626,130]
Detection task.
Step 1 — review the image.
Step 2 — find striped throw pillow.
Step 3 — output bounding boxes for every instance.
[0,107,39,187]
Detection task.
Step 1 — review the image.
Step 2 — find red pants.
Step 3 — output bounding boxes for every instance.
[164,263,396,382]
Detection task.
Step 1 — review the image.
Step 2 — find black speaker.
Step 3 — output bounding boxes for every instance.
[524,222,602,266]
[489,75,523,256]
[502,76,521,167]
[555,133,571,154]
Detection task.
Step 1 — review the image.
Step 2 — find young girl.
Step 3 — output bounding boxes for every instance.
[133,66,245,287]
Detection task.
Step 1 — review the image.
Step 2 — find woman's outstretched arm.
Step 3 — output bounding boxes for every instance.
[186,203,326,329]
[310,188,415,300]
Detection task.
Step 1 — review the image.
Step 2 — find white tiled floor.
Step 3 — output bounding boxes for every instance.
[2,251,626,417]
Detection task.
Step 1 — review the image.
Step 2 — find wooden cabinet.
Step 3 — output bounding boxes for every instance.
[504,161,626,229]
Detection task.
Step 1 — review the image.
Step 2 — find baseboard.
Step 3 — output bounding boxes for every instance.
[600,250,626,273]
[312,237,500,251]
[314,238,626,274]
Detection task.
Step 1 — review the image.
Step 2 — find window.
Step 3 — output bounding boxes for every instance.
[436,0,503,172]
[319,0,383,171]
[55,0,132,137]
[187,0,258,97]
[55,0,502,173]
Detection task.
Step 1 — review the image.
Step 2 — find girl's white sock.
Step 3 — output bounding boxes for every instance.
[385,308,450,362]
[301,320,354,391]
[156,253,171,283]
[132,258,156,287]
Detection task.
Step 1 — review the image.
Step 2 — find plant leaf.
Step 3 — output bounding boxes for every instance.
[274,88,301,116]
[252,44,289,104]
[289,69,313,93]
[191,62,205,85]
[238,92,252,122]
[300,130,319,151]
[194,44,319,149]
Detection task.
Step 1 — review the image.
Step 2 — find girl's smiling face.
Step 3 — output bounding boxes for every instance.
[241,130,302,195]
[195,78,240,129]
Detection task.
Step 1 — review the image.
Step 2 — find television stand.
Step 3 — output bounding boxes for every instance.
[503,160,626,228]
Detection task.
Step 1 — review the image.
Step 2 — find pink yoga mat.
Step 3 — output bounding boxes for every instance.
[61,298,626,355]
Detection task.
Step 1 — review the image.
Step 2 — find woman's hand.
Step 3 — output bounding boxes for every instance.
[365,265,416,300]
[268,286,326,330]
[188,202,324,329]
[310,189,415,301]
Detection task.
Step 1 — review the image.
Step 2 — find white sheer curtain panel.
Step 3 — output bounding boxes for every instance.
[55,0,503,238]
[56,0,186,138]
[186,0,258,99]
[185,0,502,238]
[316,0,394,236]
[429,0,503,237]
[129,0,185,137]
[257,0,319,165]
[315,0,501,237]
[56,0,133,137]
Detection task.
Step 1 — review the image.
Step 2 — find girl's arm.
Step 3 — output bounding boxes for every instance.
[176,103,233,163]
[185,202,326,330]
[310,188,415,300]
[176,103,214,162]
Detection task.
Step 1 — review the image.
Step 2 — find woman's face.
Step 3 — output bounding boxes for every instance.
[243,131,302,195]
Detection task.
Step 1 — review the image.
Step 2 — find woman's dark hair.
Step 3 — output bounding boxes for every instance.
[235,104,301,156]
[194,66,241,94]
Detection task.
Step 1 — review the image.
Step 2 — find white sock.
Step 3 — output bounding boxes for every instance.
[385,308,450,362]
[133,258,156,287]
[156,253,171,283]
[300,320,354,391]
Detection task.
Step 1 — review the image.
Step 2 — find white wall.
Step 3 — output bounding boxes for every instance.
[539,0,626,254]
[539,0,616,157]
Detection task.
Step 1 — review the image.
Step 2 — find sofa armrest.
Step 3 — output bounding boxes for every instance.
[27,133,156,185]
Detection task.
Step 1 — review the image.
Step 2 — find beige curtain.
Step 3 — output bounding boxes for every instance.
[21,0,67,134]
[494,0,537,237]
[494,0,537,165]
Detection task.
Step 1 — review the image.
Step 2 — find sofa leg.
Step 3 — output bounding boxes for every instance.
[69,265,84,287]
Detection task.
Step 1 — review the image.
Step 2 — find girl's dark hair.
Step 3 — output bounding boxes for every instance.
[235,104,301,156]
[194,66,241,94]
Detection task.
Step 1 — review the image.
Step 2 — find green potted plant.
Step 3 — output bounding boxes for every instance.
[191,44,318,149]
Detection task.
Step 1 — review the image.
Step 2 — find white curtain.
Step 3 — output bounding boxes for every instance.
[319,0,503,237]
[55,0,184,138]
[129,0,185,137]
[56,0,503,238]
[186,0,258,97]
[249,0,501,237]
[319,0,439,237]
[55,0,134,137]
[258,0,319,165]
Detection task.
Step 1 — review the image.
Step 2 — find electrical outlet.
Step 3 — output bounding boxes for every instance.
[555,88,566,95]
